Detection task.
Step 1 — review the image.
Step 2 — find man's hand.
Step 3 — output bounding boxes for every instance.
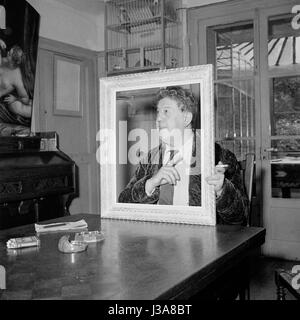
[145,155,183,196]
[0,39,6,50]
[206,161,227,197]
[4,94,17,105]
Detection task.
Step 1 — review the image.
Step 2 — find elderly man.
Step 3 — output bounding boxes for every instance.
[118,86,248,225]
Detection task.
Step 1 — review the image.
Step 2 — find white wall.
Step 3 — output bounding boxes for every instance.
[27,0,105,51]
[25,0,229,51]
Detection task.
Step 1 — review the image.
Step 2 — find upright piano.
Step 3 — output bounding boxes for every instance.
[0,132,76,230]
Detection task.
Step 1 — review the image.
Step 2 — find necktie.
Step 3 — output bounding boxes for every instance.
[159,150,176,205]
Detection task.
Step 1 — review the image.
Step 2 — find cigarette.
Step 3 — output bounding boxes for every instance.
[216,164,229,168]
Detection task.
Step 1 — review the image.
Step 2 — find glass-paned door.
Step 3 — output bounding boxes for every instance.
[207,23,256,160]
[207,22,258,224]
[192,0,300,260]
[260,8,300,260]
[267,16,300,199]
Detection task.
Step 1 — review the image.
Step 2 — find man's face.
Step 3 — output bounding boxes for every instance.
[156,97,185,131]
[156,97,186,146]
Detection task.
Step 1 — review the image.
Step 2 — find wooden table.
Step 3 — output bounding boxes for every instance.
[0,214,265,300]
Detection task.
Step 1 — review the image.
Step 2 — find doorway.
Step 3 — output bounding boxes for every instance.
[189,0,300,260]
[36,38,100,215]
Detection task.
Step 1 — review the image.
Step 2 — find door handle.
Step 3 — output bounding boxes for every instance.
[261,147,278,160]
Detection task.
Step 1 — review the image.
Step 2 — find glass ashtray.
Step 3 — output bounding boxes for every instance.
[74,230,104,243]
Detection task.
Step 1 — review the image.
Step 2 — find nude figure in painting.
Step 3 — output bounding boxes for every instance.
[0,40,33,133]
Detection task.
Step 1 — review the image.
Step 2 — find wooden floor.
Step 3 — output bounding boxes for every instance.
[249,256,299,300]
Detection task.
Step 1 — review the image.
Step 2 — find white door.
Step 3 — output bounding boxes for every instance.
[191,2,300,260]
[197,14,262,226]
[36,38,100,215]
[260,6,300,260]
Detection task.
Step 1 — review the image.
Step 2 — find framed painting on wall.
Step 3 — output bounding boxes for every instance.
[0,0,40,136]
[53,55,83,118]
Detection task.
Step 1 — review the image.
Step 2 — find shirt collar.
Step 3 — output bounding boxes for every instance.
[164,131,194,164]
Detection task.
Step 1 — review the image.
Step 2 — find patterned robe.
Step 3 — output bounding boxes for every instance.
[118,137,248,225]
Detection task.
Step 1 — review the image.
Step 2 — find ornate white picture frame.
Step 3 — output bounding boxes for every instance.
[99,65,215,225]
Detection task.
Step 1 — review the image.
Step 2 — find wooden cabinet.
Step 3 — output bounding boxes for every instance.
[105,0,183,75]
[0,133,76,230]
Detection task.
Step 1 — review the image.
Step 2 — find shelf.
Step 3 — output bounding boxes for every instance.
[106,16,179,34]
[106,43,182,55]
[107,65,161,76]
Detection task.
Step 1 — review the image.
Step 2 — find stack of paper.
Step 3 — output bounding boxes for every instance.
[35,219,88,233]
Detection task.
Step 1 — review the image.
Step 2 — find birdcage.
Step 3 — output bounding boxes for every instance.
[105,0,183,75]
